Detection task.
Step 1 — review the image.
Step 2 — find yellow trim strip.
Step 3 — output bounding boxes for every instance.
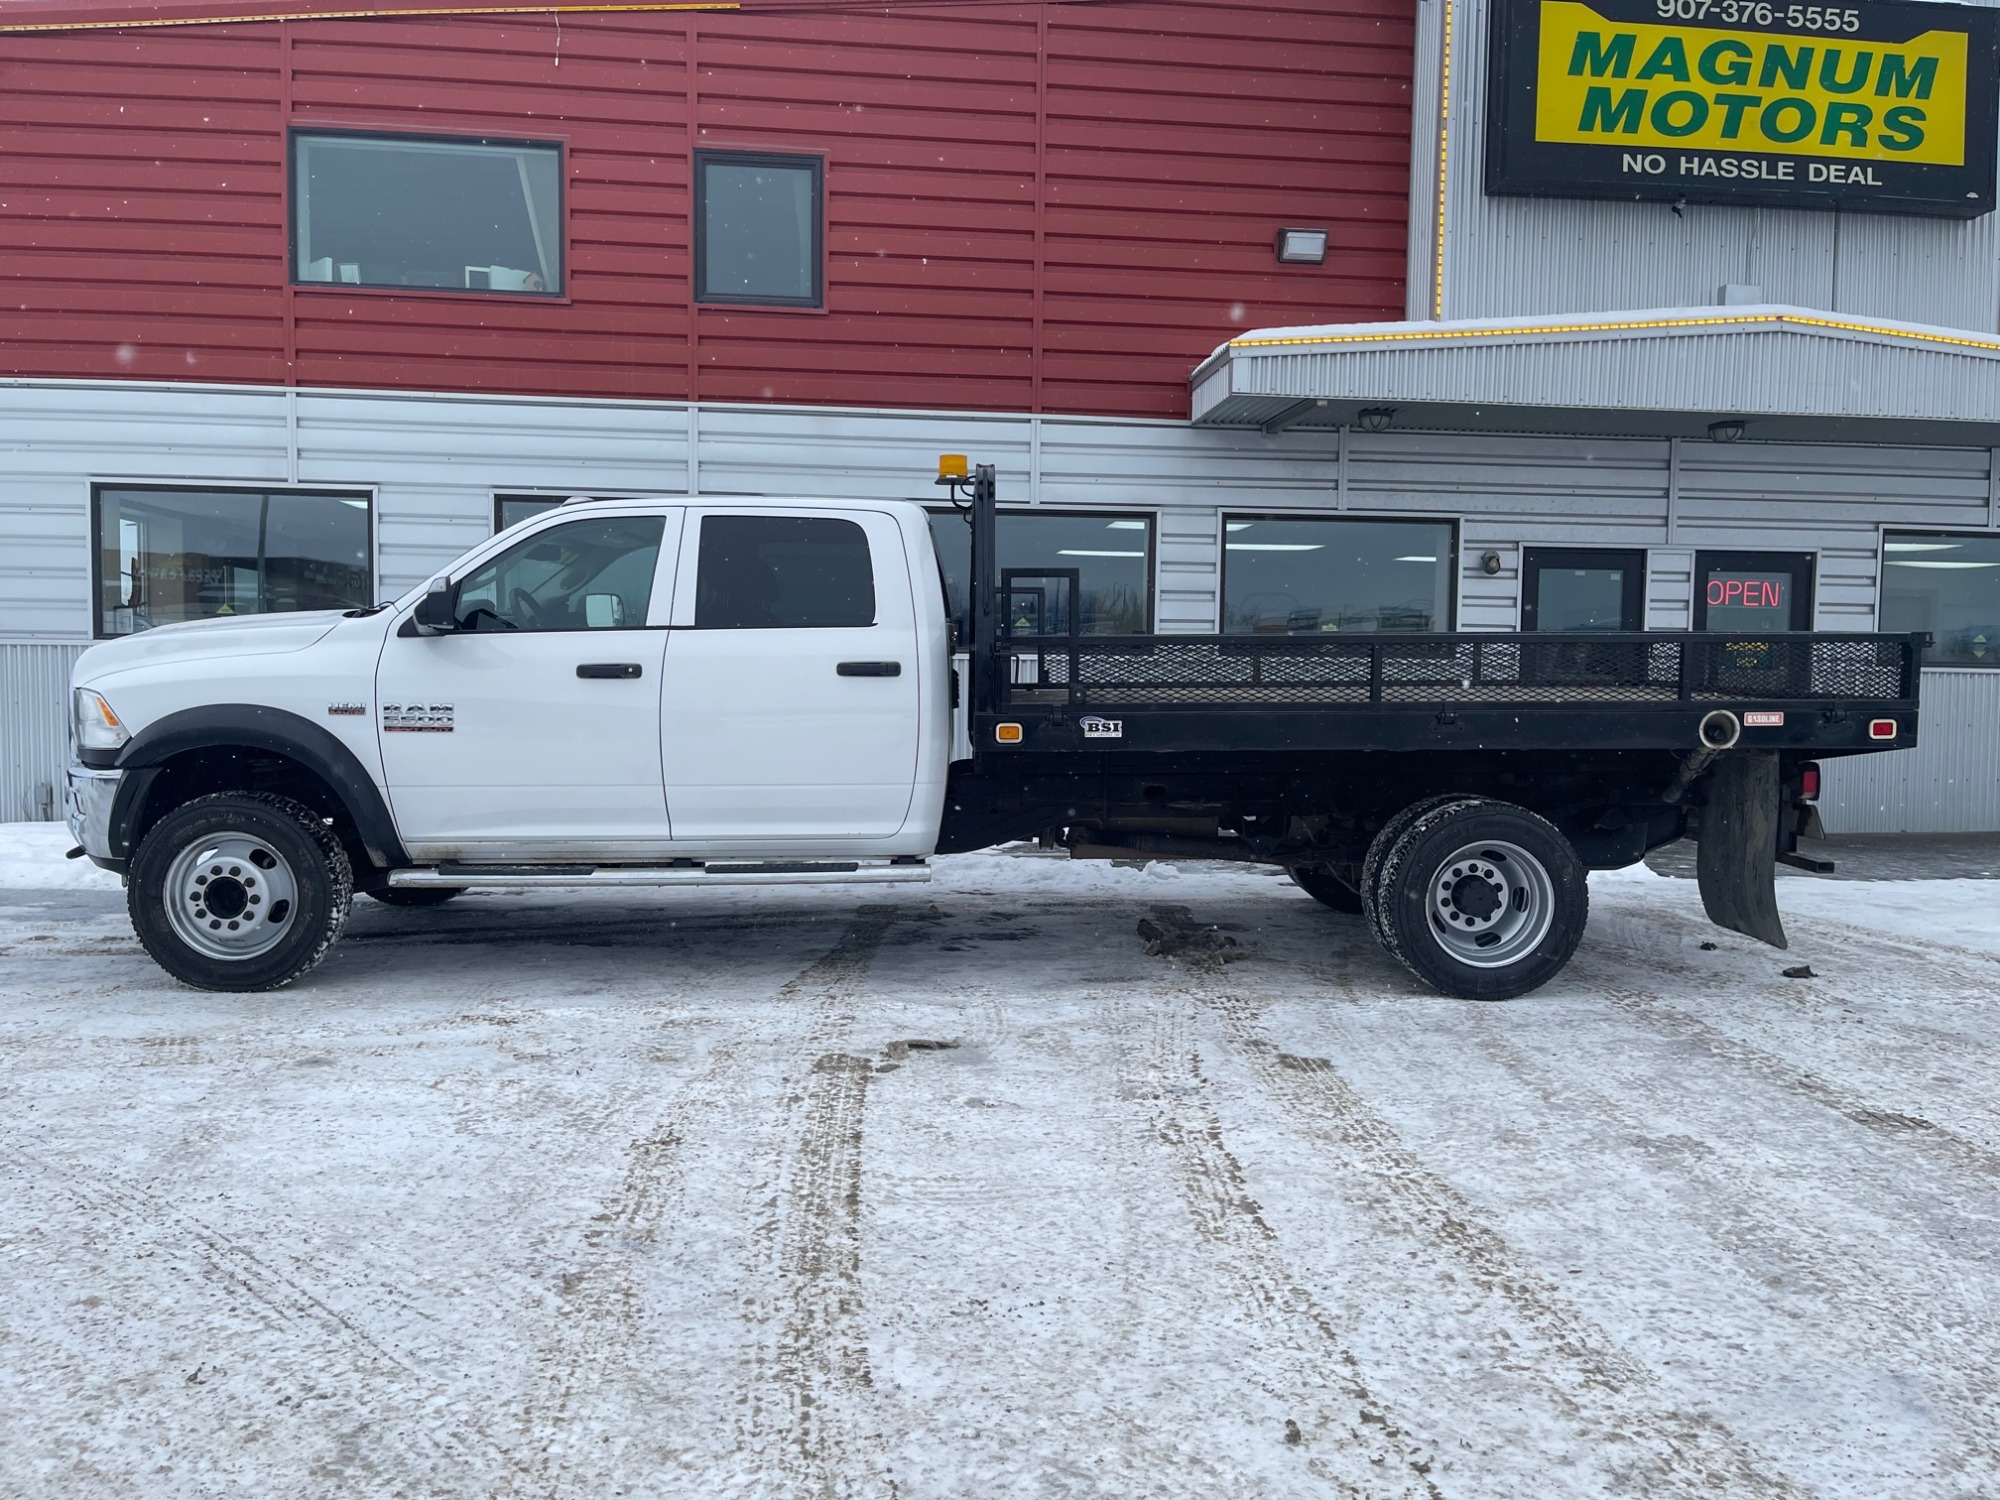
[0,2,736,34]
[1231,311,2000,356]
[1430,0,1452,322]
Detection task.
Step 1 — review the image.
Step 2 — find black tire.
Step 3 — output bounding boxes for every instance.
[1360,793,1480,948]
[365,886,465,908]
[127,792,353,993]
[1287,863,1364,914]
[1372,798,1588,1001]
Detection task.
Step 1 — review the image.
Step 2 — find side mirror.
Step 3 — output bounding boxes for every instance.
[413,585,457,634]
[584,592,625,629]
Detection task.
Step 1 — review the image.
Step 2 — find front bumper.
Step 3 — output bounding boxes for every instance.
[66,764,122,860]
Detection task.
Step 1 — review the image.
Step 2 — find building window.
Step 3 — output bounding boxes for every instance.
[694,150,823,308]
[1223,515,1454,634]
[1694,550,1814,632]
[292,131,563,295]
[1882,531,2000,666]
[1522,548,1645,631]
[496,495,567,533]
[926,510,1154,639]
[694,515,875,629]
[95,486,372,638]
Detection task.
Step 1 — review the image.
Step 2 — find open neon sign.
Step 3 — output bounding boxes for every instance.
[1707,576,1787,610]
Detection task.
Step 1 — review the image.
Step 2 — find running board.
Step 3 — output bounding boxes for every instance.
[388,860,931,890]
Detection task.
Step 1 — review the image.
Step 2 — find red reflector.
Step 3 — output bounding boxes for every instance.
[1868,719,1898,741]
[1799,764,1821,800]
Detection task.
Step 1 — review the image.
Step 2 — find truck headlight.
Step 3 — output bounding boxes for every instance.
[73,688,130,752]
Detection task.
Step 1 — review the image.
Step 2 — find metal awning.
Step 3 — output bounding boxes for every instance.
[1191,305,2000,446]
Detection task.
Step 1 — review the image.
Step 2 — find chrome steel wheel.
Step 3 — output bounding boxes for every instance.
[1426,839,1555,969]
[162,832,299,962]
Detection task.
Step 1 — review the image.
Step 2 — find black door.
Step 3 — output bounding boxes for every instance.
[1522,548,1646,632]
[1695,551,1814,631]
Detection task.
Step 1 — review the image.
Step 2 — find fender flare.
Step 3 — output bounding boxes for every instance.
[108,704,408,869]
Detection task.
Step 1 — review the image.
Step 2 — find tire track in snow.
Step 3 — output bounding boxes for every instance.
[16,1157,503,1486]
[1117,996,1447,1499]
[1592,983,2000,1190]
[1146,905,1810,1500]
[738,905,906,1500]
[506,1042,740,1499]
[1459,1021,2000,1481]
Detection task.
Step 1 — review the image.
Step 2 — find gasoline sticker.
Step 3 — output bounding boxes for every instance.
[1744,710,1786,726]
[382,703,455,733]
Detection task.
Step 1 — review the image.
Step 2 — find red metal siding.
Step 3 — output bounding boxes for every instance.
[0,0,1411,418]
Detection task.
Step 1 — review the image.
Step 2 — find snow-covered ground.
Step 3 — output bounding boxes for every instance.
[1,821,1996,1499]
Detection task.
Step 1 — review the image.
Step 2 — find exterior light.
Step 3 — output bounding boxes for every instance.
[1275,228,1328,265]
[1480,551,1504,576]
[937,453,968,482]
[1709,419,1746,443]
[1357,406,1396,433]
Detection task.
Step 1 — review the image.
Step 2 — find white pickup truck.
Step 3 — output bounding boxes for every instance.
[68,469,1923,1000]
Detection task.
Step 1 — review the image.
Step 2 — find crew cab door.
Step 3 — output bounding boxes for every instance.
[375,509,678,853]
[661,508,922,841]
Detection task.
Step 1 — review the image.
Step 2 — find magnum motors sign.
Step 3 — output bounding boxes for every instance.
[1486,0,1999,216]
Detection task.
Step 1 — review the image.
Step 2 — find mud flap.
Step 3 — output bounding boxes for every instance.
[1696,752,1787,950]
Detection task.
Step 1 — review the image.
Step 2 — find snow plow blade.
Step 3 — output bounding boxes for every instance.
[1696,752,1787,950]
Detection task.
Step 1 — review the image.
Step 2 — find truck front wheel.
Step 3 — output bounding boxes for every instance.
[1371,799,1587,1001]
[128,793,353,992]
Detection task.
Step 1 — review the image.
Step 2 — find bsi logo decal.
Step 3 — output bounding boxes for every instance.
[1079,716,1124,739]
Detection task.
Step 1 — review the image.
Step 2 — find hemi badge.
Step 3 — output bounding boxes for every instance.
[1743,711,1785,727]
[327,703,367,717]
[1079,715,1124,739]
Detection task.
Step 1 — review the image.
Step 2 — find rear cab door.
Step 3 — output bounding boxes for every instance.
[660,505,923,844]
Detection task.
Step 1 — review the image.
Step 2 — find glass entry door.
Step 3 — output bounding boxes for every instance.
[1695,551,1815,631]
[1522,548,1645,632]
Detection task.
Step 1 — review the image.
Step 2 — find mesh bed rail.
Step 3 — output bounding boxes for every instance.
[997,632,1919,711]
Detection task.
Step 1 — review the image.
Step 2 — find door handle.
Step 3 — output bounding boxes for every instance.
[577,663,643,679]
[837,661,902,677]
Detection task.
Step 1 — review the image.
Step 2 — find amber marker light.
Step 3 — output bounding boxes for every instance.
[995,723,1023,744]
[937,454,969,482]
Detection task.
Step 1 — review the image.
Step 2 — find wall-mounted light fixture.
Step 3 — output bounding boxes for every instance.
[1275,228,1329,265]
[1480,551,1504,576]
[1357,406,1396,433]
[1708,418,1746,443]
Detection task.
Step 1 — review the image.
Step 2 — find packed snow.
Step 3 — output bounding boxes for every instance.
[1,822,1996,1498]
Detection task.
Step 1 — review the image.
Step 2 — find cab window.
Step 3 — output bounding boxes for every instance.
[453,516,664,631]
[693,515,875,629]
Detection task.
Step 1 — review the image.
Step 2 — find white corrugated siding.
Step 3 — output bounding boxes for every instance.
[1820,671,2000,833]
[3,377,1996,830]
[1,645,86,821]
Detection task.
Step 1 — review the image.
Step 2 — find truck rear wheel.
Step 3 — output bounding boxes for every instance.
[1371,799,1587,1001]
[1287,863,1364,914]
[128,793,353,993]
[1360,793,1475,947]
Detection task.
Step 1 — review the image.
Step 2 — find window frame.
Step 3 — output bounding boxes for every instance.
[1693,549,1816,632]
[91,481,377,640]
[1880,527,2000,668]
[288,127,570,303]
[1520,546,1647,632]
[493,492,657,535]
[692,148,827,311]
[1220,511,1460,635]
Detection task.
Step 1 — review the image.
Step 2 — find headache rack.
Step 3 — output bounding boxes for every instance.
[942,462,1924,757]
